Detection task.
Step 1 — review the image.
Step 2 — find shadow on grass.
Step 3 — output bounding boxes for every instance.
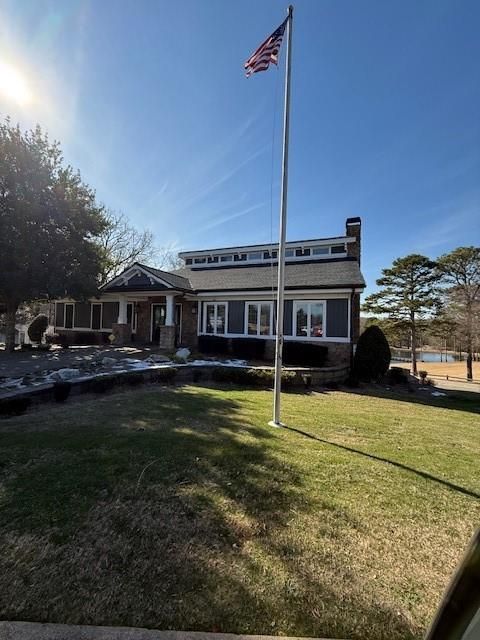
[341,383,480,415]
[0,386,419,640]
[284,424,480,501]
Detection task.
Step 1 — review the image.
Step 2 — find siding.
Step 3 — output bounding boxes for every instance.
[228,301,245,334]
[326,299,348,338]
[127,272,151,287]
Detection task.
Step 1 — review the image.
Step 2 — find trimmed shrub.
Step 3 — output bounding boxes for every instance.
[418,370,428,384]
[0,397,31,417]
[231,338,266,360]
[353,325,391,382]
[211,366,295,389]
[198,335,229,355]
[53,381,71,402]
[27,314,49,344]
[283,342,328,367]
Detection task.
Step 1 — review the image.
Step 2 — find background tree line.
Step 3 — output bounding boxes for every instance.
[362,252,480,380]
[0,119,180,352]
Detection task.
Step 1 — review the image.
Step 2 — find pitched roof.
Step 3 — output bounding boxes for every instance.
[172,257,365,292]
[140,264,192,290]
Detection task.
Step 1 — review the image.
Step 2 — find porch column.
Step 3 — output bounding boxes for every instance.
[118,295,128,324]
[165,293,175,326]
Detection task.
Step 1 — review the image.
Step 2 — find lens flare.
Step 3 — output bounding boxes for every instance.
[0,62,31,105]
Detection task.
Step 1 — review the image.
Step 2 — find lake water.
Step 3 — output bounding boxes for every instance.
[391,349,461,363]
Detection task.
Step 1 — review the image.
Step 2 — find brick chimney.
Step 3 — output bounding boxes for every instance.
[346,217,361,265]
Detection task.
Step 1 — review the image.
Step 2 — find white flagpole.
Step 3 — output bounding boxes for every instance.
[269,5,293,428]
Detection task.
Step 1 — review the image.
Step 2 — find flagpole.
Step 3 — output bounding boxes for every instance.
[269,5,293,428]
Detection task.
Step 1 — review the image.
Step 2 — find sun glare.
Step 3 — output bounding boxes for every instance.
[0,62,31,105]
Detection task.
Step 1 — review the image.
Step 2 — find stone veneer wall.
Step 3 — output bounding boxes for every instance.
[180,300,198,349]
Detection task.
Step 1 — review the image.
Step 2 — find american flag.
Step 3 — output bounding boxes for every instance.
[244,18,288,78]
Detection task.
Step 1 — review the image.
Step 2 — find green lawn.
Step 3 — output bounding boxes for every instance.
[0,384,479,640]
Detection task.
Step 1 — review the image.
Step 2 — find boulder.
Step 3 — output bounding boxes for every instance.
[144,354,171,363]
[50,368,81,381]
[101,357,116,366]
[175,348,191,362]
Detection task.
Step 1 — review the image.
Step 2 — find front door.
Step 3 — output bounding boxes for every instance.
[151,303,182,346]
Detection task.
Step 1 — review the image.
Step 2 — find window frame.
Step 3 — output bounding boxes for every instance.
[244,301,274,337]
[292,300,326,340]
[202,301,228,335]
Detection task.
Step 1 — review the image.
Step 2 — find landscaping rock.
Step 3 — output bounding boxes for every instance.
[50,368,81,381]
[101,357,116,366]
[144,354,170,363]
[175,348,191,362]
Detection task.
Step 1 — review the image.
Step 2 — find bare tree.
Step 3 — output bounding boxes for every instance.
[98,211,185,284]
[98,210,159,284]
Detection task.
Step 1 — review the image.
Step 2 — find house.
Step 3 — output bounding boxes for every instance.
[53,217,365,366]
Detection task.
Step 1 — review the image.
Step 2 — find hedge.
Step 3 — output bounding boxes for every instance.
[198,335,229,355]
[211,366,296,388]
[283,342,328,367]
[231,338,267,360]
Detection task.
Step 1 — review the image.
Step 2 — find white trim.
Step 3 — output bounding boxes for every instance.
[202,301,228,335]
[194,288,361,299]
[244,301,274,337]
[293,300,326,340]
[179,236,355,258]
[100,264,174,291]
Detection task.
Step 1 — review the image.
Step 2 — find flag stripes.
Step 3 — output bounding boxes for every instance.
[244,18,288,77]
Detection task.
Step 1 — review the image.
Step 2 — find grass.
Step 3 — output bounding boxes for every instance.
[0,384,479,640]
[394,360,480,380]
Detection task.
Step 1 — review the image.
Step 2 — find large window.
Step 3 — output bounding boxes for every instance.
[204,302,226,335]
[294,301,325,338]
[246,302,273,336]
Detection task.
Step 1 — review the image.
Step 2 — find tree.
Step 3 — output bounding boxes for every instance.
[0,119,107,352]
[362,255,439,374]
[98,210,157,284]
[98,211,183,284]
[437,247,480,380]
[354,325,391,381]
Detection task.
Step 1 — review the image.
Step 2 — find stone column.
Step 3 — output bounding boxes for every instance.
[118,296,128,324]
[113,295,130,345]
[165,293,175,326]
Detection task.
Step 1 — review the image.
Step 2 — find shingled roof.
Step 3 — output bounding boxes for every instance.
[172,257,365,292]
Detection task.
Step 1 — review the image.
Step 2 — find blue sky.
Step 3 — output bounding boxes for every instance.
[1,0,479,292]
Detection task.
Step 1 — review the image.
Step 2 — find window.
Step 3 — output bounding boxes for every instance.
[245,302,273,336]
[204,302,226,335]
[295,248,311,257]
[312,246,329,255]
[185,258,193,265]
[263,250,278,260]
[127,303,137,331]
[234,253,247,262]
[207,256,219,263]
[331,244,345,254]
[285,248,294,257]
[294,301,325,338]
[248,252,262,261]
[194,257,206,264]
[220,255,233,262]
[91,303,102,330]
[64,303,74,329]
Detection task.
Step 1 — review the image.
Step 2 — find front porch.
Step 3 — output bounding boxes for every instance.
[111,293,197,351]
